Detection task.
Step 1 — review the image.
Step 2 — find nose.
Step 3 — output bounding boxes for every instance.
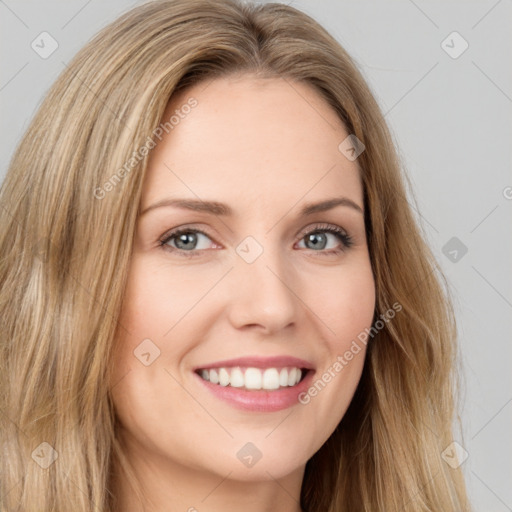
[226,244,299,334]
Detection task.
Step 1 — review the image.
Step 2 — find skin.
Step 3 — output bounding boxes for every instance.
[110,74,376,512]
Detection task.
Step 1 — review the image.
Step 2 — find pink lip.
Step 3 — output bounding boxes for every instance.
[193,355,315,371]
[192,356,316,412]
[193,368,315,412]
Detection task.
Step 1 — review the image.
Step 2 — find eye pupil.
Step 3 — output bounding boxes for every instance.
[306,232,327,250]
[175,232,197,250]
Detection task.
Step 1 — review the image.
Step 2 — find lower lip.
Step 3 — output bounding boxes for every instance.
[193,369,315,412]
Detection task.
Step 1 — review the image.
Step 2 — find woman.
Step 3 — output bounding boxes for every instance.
[0,0,471,510]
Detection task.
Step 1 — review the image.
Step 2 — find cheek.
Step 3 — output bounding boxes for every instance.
[116,257,208,345]
[109,260,204,450]
[305,259,376,345]
[304,259,374,391]
[287,260,375,455]
[111,260,170,381]
[110,255,220,402]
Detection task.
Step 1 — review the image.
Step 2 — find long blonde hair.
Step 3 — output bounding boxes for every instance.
[0,0,471,510]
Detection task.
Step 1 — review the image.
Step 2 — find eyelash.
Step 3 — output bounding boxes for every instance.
[158,223,354,259]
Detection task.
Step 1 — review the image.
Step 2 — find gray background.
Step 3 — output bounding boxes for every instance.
[1,1,511,510]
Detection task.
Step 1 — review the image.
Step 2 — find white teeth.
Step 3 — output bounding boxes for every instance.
[230,367,244,387]
[218,368,230,386]
[288,367,298,386]
[244,368,262,389]
[279,368,288,387]
[198,366,304,390]
[262,368,280,390]
[209,368,219,384]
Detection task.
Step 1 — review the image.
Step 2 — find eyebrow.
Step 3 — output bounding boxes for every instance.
[140,196,364,217]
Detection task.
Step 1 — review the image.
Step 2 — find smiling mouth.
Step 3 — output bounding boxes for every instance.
[195,366,310,391]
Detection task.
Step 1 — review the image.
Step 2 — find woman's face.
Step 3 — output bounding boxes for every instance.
[110,75,375,483]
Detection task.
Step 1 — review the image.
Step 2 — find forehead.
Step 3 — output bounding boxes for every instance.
[141,76,363,215]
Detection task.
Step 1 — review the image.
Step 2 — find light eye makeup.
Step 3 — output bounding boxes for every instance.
[157,222,354,259]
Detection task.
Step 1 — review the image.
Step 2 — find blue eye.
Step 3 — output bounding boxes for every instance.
[160,228,214,252]
[297,224,353,254]
[159,223,353,258]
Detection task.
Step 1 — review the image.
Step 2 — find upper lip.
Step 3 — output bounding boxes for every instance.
[194,355,315,371]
